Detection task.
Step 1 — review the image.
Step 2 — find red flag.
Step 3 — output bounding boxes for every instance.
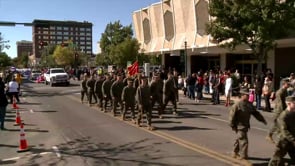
[127,61,139,76]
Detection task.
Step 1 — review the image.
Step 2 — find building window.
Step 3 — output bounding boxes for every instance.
[57,36,62,40]
[56,31,62,35]
[80,27,85,31]
[196,0,209,36]
[43,36,49,39]
[164,10,174,41]
[86,37,91,41]
[50,26,55,30]
[63,27,69,31]
[56,26,62,30]
[80,37,85,40]
[64,36,69,40]
[50,36,56,40]
[142,18,151,44]
[80,32,85,36]
[64,31,69,35]
[86,32,91,36]
[43,31,49,34]
[86,28,91,32]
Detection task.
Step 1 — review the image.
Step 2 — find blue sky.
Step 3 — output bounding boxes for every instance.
[0,0,159,58]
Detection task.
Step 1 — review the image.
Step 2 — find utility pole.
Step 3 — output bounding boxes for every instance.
[184,41,187,77]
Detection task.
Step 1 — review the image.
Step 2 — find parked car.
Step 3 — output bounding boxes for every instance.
[30,70,42,80]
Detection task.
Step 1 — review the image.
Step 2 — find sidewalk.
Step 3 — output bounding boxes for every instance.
[178,90,275,109]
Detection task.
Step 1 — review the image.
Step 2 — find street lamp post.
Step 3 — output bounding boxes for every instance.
[184,41,187,77]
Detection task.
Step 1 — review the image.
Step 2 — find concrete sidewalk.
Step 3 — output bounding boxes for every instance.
[178,90,275,109]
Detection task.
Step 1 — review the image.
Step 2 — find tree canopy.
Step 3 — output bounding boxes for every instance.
[207,0,295,74]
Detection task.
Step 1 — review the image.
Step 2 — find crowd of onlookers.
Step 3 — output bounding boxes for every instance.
[177,68,295,111]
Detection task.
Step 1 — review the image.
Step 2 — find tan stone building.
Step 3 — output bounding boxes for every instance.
[132,0,295,88]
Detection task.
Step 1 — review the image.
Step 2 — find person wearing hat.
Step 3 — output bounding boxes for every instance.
[102,74,112,112]
[266,79,290,144]
[94,74,105,111]
[163,72,178,115]
[268,96,295,165]
[86,74,97,106]
[121,78,136,121]
[136,76,154,130]
[110,74,124,116]
[229,89,267,162]
[150,73,164,119]
[80,73,89,103]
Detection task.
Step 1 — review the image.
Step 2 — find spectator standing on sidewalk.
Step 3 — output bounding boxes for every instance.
[195,72,204,103]
[254,75,263,110]
[287,73,295,96]
[224,72,233,107]
[266,79,290,143]
[212,73,221,105]
[263,75,274,112]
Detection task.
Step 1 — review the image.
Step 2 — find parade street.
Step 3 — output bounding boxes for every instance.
[0,80,287,166]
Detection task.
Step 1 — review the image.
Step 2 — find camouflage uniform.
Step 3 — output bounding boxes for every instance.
[229,91,267,160]
[94,75,105,110]
[268,87,288,138]
[110,76,125,116]
[80,75,88,103]
[268,108,295,165]
[102,76,112,111]
[136,78,153,130]
[163,73,178,114]
[150,76,164,118]
[86,75,97,105]
[121,79,136,120]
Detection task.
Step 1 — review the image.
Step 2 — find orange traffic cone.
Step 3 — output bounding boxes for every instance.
[17,123,29,152]
[14,109,22,126]
[12,96,19,109]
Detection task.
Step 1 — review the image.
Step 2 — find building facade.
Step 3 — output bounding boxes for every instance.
[132,0,295,88]
[16,40,32,58]
[31,19,93,63]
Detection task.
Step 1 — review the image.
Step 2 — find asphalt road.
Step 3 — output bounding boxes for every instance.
[0,80,290,166]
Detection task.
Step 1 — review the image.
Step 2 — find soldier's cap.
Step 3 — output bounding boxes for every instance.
[286,96,295,103]
[239,89,249,95]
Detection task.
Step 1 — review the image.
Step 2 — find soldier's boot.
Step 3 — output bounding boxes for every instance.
[103,107,107,113]
[121,114,126,121]
[136,119,141,127]
[265,135,275,144]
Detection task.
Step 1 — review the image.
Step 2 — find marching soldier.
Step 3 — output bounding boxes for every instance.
[94,74,105,111]
[163,72,178,115]
[229,89,267,163]
[136,76,154,130]
[268,96,295,166]
[266,79,290,143]
[121,78,136,121]
[150,74,164,119]
[86,74,97,106]
[80,73,89,103]
[173,70,179,102]
[110,74,124,116]
[102,74,112,112]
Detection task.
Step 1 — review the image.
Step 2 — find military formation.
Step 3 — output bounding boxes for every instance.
[80,70,295,165]
[80,71,179,131]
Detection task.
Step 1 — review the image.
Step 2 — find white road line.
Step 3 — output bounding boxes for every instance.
[1,157,20,162]
[0,152,53,162]
[52,146,61,158]
[205,116,268,132]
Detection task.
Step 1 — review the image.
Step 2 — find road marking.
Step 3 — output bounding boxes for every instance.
[0,152,53,162]
[52,146,61,158]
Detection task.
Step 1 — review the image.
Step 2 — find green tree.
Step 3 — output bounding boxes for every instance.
[19,52,29,68]
[100,21,134,65]
[207,0,295,75]
[110,37,140,67]
[53,45,74,67]
[0,52,12,69]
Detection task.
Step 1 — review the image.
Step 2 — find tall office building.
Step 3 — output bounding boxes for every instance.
[32,19,93,61]
[16,40,32,58]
